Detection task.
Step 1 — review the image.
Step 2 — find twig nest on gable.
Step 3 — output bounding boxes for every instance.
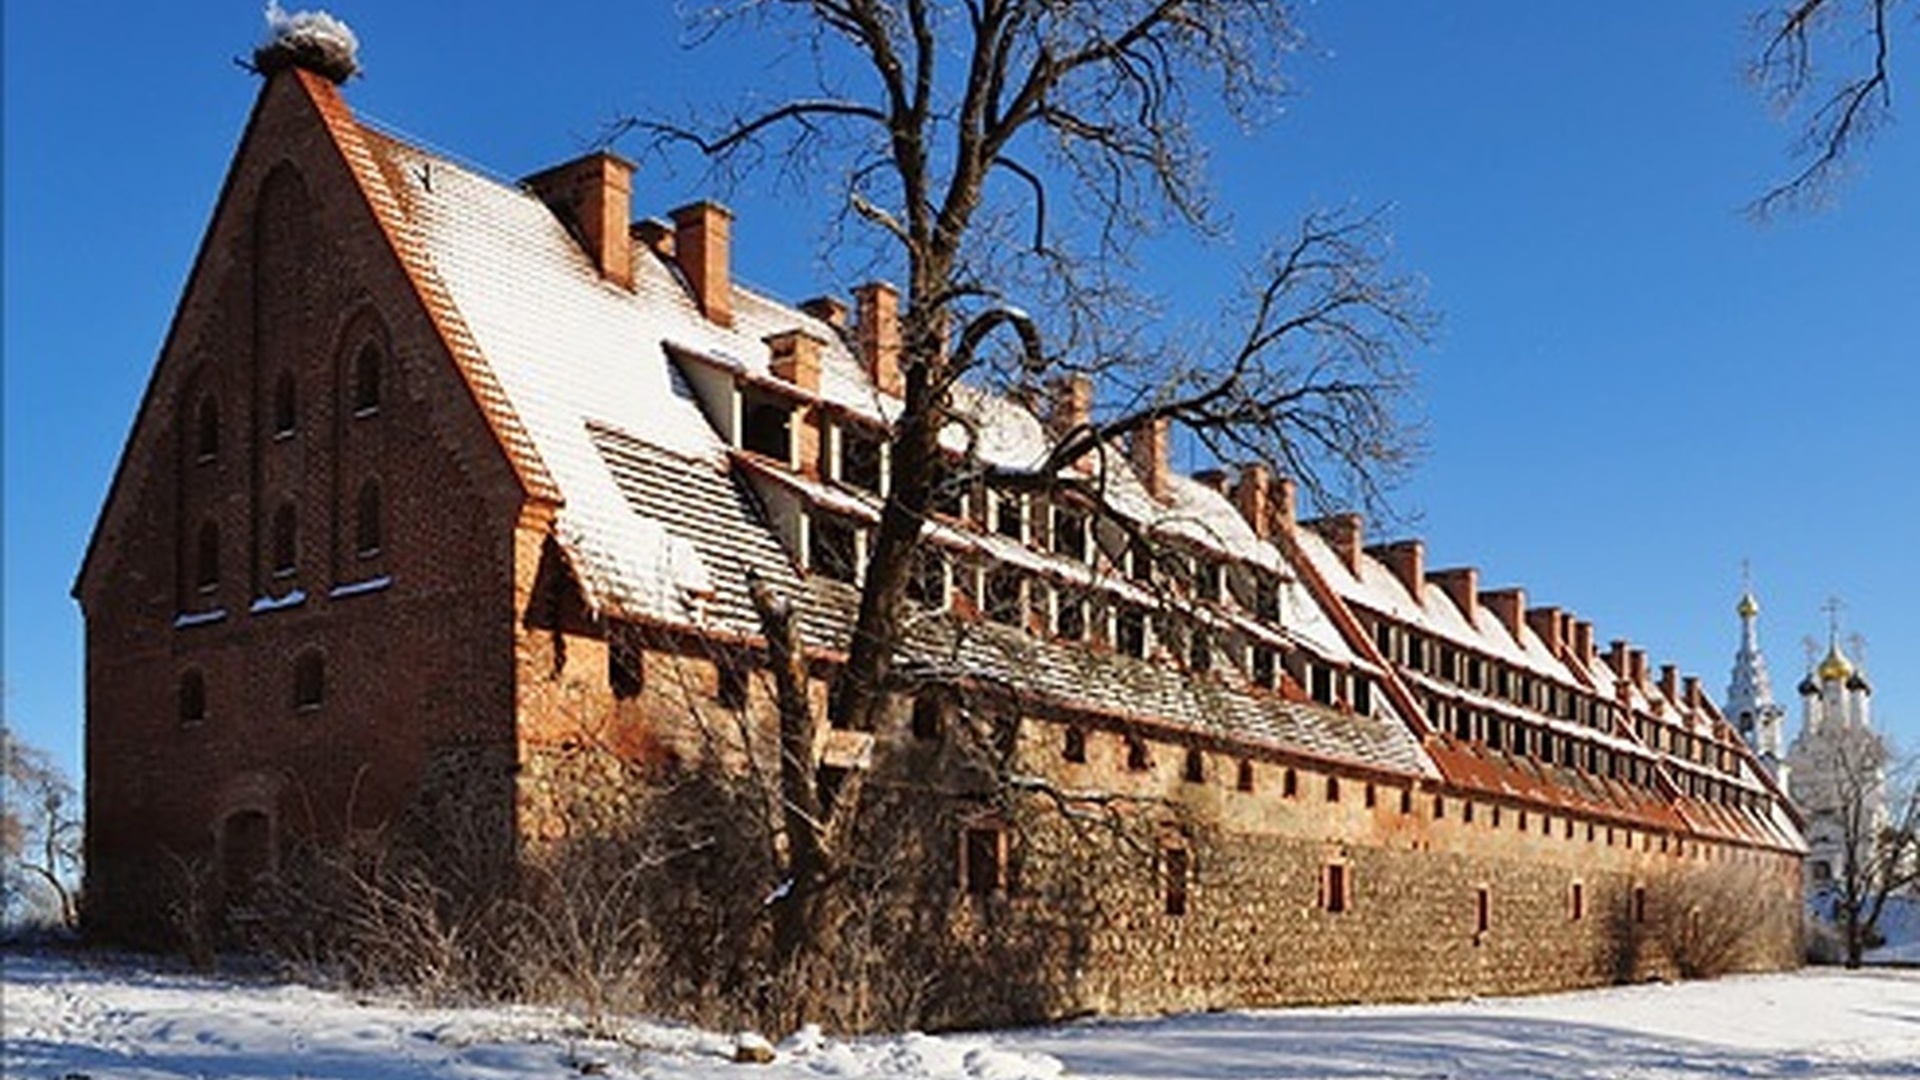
[253,1,360,84]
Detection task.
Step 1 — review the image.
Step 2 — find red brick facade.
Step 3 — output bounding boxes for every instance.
[77,67,1803,1018]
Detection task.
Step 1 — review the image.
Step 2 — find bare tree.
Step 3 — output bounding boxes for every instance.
[1749,0,1904,216]
[1798,724,1920,966]
[623,1,1430,1009]
[2,725,82,933]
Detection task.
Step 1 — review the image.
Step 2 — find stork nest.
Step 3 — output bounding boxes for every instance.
[253,26,359,84]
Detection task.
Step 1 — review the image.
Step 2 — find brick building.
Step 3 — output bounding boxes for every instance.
[76,61,1805,1021]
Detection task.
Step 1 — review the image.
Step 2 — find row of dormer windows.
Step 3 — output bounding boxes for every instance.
[1373,618,1622,732]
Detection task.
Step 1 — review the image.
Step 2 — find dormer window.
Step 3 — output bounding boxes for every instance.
[985,567,1025,626]
[1055,594,1087,641]
[809,514,859,583]
[1051,506,1088,560]
[1254,573,1281,623]
[740,390,793,462]
[838,426,884,495]
[994,493,1025,541]
[1252,645,1278,689]
[1116,606,1147,658]
[1195,560,1223,603]
[907,548,948,609]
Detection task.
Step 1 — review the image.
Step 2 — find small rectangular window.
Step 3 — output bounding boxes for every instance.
[907,548,947,608]
[1195,560,1223,603]
[1253,573,1281,622]
[1633,885,1648,924]
[1188,627,1212,673]
[1063,725,1088,763]
[994,493,1025,540]
[1183,747,1206,783]
[1476,886,1491,936]
[1310,665,1334,705]
[1570,882,1585,922]
[1116,607,1147,658]
[1055,595,1087,641]
[912,692,945,740]
[1283,768,1299,798]
[1164,847,1191,916]
[962,827,1005,895]
[1325,776,1340,803]
[1051,506,1088,560]
[1252,645,1278,689]
[1323,862,1350,913]
[840,427,884,494]
[1126,736,1150,772]
[985,567,1025,626]
[741,393,793,460]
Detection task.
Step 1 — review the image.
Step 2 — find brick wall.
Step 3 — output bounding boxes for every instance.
[80,73,525,943]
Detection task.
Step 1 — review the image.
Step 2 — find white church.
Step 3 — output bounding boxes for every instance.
[1726,589,1886,890]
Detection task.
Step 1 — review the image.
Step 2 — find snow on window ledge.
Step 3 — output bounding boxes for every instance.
[250,589,308,615]
[329,575,393,599]
[174,609,229,629]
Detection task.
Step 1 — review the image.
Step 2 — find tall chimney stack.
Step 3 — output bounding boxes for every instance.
[1130,418,1171,501]
[671,200,734,327]
[1370,540,1426,603]
[1481,588,1526,640]
[1305,514,1364,576]
[1526,606,1564,654]
[525,153,636,290]
[1047,374,1093,436]
[1233,465,1272,539]
[1430,567,1479,624]
[853,282,902,398]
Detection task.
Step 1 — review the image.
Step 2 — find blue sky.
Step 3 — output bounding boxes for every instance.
[5,4,1916,784]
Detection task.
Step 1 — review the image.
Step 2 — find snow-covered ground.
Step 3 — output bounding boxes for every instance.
[8,950,1920,1079]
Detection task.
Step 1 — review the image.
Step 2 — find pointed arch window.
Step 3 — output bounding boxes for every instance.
[195,394,221,462]
[273,371,297,436]
[353,344,382,415]
[195,520,221,593]
[355,479,383,557]
[271,503,298,576]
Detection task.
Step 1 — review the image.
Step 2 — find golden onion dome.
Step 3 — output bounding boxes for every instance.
[1817,642,1854,683]
[1737,592,1760,619]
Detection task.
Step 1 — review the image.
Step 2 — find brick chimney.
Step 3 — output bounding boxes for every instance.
[1429,567,1479,624]
[1659,663,1679,704]
[1572,620,1595,666]
[1305,514,1364,576]
[1631,649,1649,691]
[1271,475,1297,533]
[671,200,733,327]
[1526,606,1564,654]
[1047,374,1093,436]
[524,152,636,290]
[853,282,902,397]
[1130,418,1171,501]
[766,329,825,393]
[1233,465,1272,539]
[1683,675,1703,713]
[1480,588,1526,640]
[1606,640,1631,685]
[1369,540,1425,603]
[801,295,849,330]
[1193,468,1229,494]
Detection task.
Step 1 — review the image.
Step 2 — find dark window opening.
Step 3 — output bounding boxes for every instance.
[355,480,383,557]
[1164,847,1191,916]
[741,395,793,460]
[907,548,946,608]
[962,827,1005,895]
[1254,573,1281,622]
[1365,783,1378,809]
[985,567,1025,626]
[930,464,965,518]
[1283,768,1299,798]
[1476,887,1492,936]
[994,494,1025,540]
[1116,607,1147,658]
[1326,775,1341,802]
[1400,787,1414,814]
[1188,627,1212,673]
[1055,595,1086,641]
[1127,539,1153,583]
[271,503,298,576]
[195,395,220,461]
[353,344,382,414]
[1633,885,1647,924]
[1434,795,1446,819]
[1183,747,1206,783]
[1126,736,1150,772]
[912,692,945,740]
[1324,863,1350,913]
[811,516,859,583]
[1309,665,1334,705]
[840,428,884,494]
[1195,561,1223,603]
[1463,801,1476,824]
[1252,645,1278,689]
[609,625,644,700]
[273,371,297,435]
[196,520,221,593]
[1052,507,1087,559]
[1236,759,1255,793]
[1063,725,1087,763]
[1353,678,1372,715]
[178,670,207,725]
[293,651,325,710]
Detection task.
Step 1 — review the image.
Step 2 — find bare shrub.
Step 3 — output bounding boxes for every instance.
[1653,863,1783,979]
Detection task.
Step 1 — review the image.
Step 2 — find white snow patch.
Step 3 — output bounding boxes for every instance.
[329,575,393,599]
[172,608,227,628]
[249,588,307,614]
